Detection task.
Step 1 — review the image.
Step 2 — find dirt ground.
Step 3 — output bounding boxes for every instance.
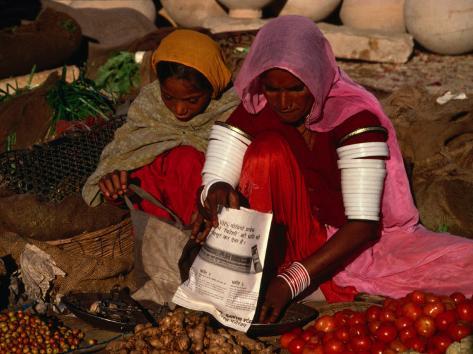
[340,50,473,97]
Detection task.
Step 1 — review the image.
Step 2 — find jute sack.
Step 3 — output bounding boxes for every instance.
[126,185,198,306]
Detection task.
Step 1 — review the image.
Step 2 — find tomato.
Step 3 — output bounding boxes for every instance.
[383,349,397,354]
[307,334,321,345]
[383,298,400,313]
[435,309,458,331]
[334,326,350,342]
[405,337,426,352]
[425,293,441,304]
[288,338,306,354]
[349,324,368,338]
[394,316,413,330]
[423,302,445,318]
[375,323,398,343]
[414,315,436,337]
[281,332,299,348]
[440,296,456,310]
[315,315,337,333]
[447,321,472,341]
[341,309,355,318]
[347,312,366,326]
[399,326,417,344]
[402,302,423,321]
[349,335,372,352]
[333,311,348,327]
[370,341,386,354]
[408,290,426,305]
[366,305,382,322]
[301,328,317,342]
[456,300,473,322]
[389,339,407,353]
[368,320,381,335]
[379,309,396,322]
[450,292,467,304]
[292,328,304,336]
[302,343,324,354]
[323,339,346,354]
[430,334,452,352]
[322,331,336,344]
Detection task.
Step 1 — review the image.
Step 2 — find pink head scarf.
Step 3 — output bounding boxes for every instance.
[235,15,419,231]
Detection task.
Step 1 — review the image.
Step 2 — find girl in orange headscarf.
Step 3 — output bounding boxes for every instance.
[83,30,239,224]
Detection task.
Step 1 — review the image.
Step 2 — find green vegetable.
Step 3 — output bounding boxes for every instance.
[0,65,36,103]
[46,66,114,134]
[95,51,141,98]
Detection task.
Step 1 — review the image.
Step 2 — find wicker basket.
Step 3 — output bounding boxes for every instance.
[45,218,134,258]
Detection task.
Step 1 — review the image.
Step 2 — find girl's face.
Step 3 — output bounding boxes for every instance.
[260,68,314,126]
[160,77,211,122]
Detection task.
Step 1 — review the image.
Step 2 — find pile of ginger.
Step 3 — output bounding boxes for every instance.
[106,308,274,354]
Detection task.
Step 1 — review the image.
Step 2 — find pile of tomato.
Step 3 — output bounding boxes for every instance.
[280,291,473,354]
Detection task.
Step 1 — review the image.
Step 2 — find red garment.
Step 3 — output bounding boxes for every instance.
[130,145,204,225]
[229,103,386,302]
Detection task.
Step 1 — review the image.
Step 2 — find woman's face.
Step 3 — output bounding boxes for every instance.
[160,77,211,122]
[260,68,314,126]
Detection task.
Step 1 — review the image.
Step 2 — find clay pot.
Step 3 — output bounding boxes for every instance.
[49,0,157,22]
[404,0,473,55]
[218,0,273,19]
[161,0,227,27]
[279,0,341,22]
[340,0,406,33]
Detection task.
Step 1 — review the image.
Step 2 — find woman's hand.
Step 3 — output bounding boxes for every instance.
[99,170,129,201]
[191,182,240,244]
[258,276,292,324]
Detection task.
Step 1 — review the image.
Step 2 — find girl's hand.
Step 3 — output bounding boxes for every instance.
[99,170,129,201]
[258,276,292,324]
[191,182,240,244]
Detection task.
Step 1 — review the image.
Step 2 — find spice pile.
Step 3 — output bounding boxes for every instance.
[106,308,274,353]
[0,310,87,353]
[280,291,473,353]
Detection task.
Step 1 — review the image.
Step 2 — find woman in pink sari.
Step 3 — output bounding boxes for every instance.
[193,16,473,323]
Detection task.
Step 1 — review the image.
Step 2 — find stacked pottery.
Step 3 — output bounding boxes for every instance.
[218,0,273,18]
[404,0,473,55]
[279,0,342,22]
[161,0,226,28]
[337,143,389,221]
[340,0,406,33]
[201,122,252,203]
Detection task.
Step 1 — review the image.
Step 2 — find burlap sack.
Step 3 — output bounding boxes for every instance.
[125,185,193,306]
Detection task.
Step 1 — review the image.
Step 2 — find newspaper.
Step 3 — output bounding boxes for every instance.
[173,207,273,332]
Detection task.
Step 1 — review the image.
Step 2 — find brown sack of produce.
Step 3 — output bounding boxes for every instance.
[0,7,82,79]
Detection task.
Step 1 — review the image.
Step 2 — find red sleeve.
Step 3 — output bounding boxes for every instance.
[333,110,388,146]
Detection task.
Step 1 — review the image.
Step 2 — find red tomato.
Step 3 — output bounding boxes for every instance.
[333,311,348,327]
[366,305,382,322]
[341,309,355,318]
[288,338,306,354]
[456,300,473,322]
[351,324,368,338]
[322,331,336,344]
[408,290,426,305]
[375,323,398,343]
[383,349,397,354]
[292,328,304,336]
[447,321,472,341]
[389,339,407,353]
[281,332,298,348]
[423,302,446,318]
[394,316,413,330]
[405,337,427,352]
[315,315,337,333]
[370,341,386,354]
[307,334,321,345]
[334,326,350,342]
[302,343,324,354]
[379,309,396,322]
[425,293,441,304]
[383,298,400,312]
[399,326,417,344]
[349,335,372,352]
[347,311,366,326]
[450,292,467,304]
[301,328,317,342]
[435,309,458,331]
[439,295,456,310]
[430,334,452,352]
[368,320,382,335]
[402,302,423,321]
[414,315,436,337]
[323,339,346,354]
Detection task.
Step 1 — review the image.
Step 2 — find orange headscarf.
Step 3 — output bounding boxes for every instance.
[151,30,231,98]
